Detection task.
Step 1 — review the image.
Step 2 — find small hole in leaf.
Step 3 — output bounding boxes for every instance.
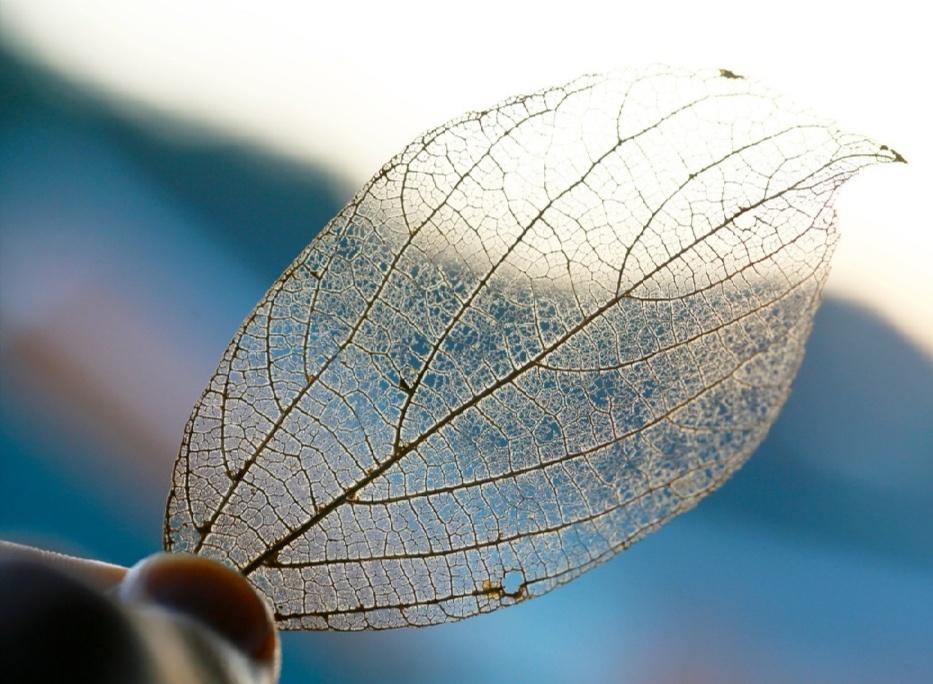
[502,570,524,596]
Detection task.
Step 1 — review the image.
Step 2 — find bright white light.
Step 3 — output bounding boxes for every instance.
[2,0,930,354]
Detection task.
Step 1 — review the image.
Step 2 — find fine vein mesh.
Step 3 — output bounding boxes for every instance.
[164,66,899,630]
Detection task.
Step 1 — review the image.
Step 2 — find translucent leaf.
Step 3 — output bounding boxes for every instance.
[164,66,901,630]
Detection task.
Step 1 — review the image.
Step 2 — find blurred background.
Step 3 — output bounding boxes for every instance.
[1,3,931,683]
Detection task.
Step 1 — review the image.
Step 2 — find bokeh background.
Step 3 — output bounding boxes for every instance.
[1,3,931,683]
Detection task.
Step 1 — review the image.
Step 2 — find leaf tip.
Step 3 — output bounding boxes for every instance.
[880,144,907,163]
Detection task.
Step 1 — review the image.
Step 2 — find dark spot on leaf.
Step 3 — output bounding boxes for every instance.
[880,144,907,163]
[481,578,503,599]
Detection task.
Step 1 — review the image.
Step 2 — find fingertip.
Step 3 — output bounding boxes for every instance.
[120,553,279,671]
